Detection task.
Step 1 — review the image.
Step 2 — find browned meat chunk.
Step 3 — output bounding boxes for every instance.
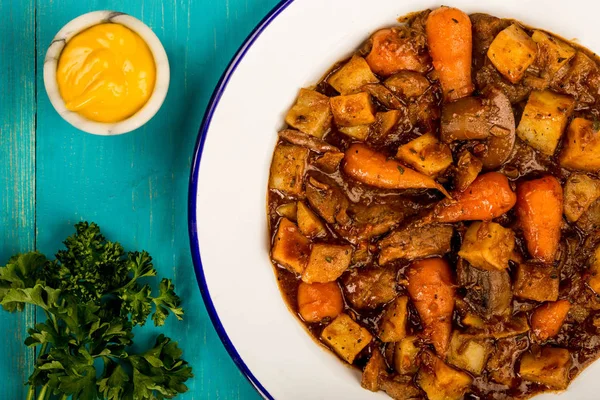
[380,375,423,400]
[577,199,600,232]
[335,203,411,244]
[551,52,600,107]
[312,152,344,173]
[456,259,512,319]
[470,13,510,65]
[378,224,453,265]
[342,267,397,309]
[278,129,340,154]
[385,71,430,99]
[305,178,350,225]
[441,88,515,169]
[487,336,529,386]
[455,151,482,192]
[475,65,532,104]
[362,83,406,110]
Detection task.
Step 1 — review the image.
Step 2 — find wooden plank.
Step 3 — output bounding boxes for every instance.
[0,1,37,398]
[33,0,279,398]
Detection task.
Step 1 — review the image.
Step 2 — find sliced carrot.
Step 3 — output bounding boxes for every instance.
[516,176,564,263]
[426,7,474,101]
[297,281,344,323]
[366,28,429,76]
[406,258,455,355]
[531,300,571,341]
[343,143,450,197]
[428,172,516,223]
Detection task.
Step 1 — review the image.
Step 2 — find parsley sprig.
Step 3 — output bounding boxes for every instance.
[0,222,192,400]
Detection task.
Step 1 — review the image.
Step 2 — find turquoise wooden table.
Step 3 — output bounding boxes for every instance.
[0,0,279,398]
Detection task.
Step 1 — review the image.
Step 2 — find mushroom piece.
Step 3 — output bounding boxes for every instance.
[440,87,515,169]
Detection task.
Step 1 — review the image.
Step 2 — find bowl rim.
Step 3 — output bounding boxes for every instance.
[187,0,293,398]
[43,10,170,136]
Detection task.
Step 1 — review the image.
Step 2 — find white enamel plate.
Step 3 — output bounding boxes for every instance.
[189,0,600,398]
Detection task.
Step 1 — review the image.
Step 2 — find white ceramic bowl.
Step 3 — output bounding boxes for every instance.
[189,0,600,398]
[44,11,170,135]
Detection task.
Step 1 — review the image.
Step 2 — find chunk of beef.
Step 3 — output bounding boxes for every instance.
[456,259,512,319]
[305,177,350,225]
[335,203,410,244]
[475,64,532,104]
[278,129,340,154]
[487,336,529,386]
[378,224,453,265]
[342,267,397,309]
[470,13,510,68]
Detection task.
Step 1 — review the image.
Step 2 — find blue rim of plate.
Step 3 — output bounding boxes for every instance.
[187,0,294,398]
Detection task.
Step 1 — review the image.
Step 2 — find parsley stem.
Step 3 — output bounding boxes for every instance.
[39,342,48,355]
[36,383,49,400]
[43,310,59,333]
[27,343,50,400]
[25,386,35,400]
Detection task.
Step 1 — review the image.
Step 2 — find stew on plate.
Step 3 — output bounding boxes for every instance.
[267,6,600,399]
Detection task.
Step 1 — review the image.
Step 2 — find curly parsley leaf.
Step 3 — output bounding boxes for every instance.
[129,335,194,399]
[152,279,184,326]
[98,361,130,400]
[0,284,61,312]
[0,222,191,400]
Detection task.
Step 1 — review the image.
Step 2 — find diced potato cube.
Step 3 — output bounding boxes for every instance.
[394,336,419,375]
[458,222,515,271]
[447,332,492,375]
[559,118,600,171]
[296,202,326,239]
[361,347,385,392]
[328,55,379,95]
[302,243,353,283]
[516,90,575,156]
[269,144,309,196]
[396,132,453,176]
[455,151,483,192]
[338,125,371,140]
[514,263,559,302]
[276,203,297,221]
[285,88,332,138]
[519,347,572,390]
[379,296,408,342]
[588,246,600,294]
[488,24,537,83]
[532,31,576,77]
[563,173,600,222]
[417,351,473,400]
[321,313,372,363]
[313,151,344,173]
[330,92,376,127]
[371,110,401,143]
[271,218,310,275]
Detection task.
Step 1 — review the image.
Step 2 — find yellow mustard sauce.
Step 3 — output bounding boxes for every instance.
[56,23,156,123]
